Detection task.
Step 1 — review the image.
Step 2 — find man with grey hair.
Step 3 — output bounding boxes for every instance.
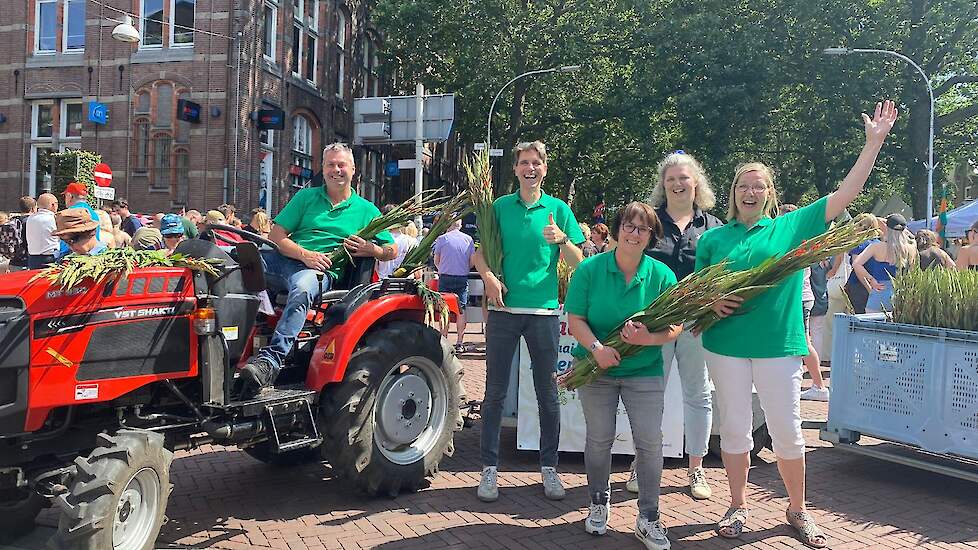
[241,143,398,391]
[472,140,586,503]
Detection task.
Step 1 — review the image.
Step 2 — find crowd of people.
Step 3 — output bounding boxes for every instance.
[0,183,283,272]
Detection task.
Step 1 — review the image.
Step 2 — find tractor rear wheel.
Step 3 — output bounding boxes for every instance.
[321,321,464,497]
[49,429,172,550]
[0,488,45,543]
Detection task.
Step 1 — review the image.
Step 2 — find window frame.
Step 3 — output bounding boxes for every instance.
[305,34,317,84]
[29,144,55,197]
[335,10,347,99]
[63,0,87,53]
[60,100,84,140]
[293,0,303,21]
[31,101,55,140]
[140,0,166,49]
[169,0,196,48]
[34,0,59,54]
[291,23,303,77]
[307,0,319,32]
[263,2,278,62]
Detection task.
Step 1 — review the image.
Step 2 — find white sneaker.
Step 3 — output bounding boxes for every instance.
[801,386,830,402]
[541,466,565,500]
[688,467,712,500]
[635,515,671,550]
[477,466,498,502]
[584,492,609,535]
[626,460,639,493]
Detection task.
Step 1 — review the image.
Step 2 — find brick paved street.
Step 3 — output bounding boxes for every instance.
[7,332,978,550]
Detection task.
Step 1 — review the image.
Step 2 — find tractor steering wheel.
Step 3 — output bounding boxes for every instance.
[204,223,279,252]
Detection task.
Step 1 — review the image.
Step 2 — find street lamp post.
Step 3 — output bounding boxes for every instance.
[823,47,936,228]
[485,65,581,150]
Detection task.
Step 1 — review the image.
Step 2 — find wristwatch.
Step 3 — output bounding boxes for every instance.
[556,235,569,245]
[589,340,603,353]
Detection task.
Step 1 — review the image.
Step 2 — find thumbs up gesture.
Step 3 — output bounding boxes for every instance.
[543,212,566,245]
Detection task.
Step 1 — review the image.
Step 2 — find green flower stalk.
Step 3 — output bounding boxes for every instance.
[464,150,503,281]
[32,248,223,290]
[559,221,878,390]
[393,192,473,278]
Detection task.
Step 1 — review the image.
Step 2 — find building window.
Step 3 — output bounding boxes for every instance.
[263,3,277,61]
[308,0,318,30]
[135,120,150,172]
[32,103,54,139]
[172,0,195,46]
[335,10,347,99]
[65,0,86,51]
[291,24,302,76]
[35,0,58,53]
[141,0,194,48]
[132,82,191,197]
[305,35,317,83]
[142,0,165,47]
[293,0,302,20]
[260,119,275,211]
[291,115,313,189]
[61,101,83,139]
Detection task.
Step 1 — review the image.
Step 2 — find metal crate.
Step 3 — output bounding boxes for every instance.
[825,314,978,460]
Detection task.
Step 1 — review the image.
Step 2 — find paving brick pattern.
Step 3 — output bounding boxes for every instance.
[12,334,978,549]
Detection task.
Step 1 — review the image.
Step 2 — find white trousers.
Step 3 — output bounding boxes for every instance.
[704,351,806,460]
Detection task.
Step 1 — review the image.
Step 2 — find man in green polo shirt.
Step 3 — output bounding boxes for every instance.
[472,140,586,502]
[241,143,397,391]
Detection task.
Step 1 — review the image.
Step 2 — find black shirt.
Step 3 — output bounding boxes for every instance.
[645,206,723,280]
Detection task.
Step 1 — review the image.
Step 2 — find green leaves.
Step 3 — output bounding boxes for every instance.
[32,248,223,291]
[892,268,978,332]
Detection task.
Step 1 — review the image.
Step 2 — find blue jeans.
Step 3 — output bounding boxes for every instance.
[865,280,894,313]
[481,310,560,468]
[661,329,713,458]
[579,375,664,519]
[257,250,333,369]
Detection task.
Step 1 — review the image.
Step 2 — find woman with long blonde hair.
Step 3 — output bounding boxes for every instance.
[852,213,918,313]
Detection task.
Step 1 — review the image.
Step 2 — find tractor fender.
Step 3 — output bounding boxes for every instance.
[306,291,459,392]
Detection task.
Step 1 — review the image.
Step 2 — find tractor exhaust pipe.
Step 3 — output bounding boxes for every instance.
[202,418,265,440]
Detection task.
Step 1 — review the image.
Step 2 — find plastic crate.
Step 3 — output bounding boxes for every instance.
[826,314,978,460]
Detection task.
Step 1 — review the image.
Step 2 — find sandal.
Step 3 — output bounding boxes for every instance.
[716,507,749,539]
[786,510,828,548]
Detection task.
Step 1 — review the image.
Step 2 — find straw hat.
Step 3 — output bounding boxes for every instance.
[51,208,99,236]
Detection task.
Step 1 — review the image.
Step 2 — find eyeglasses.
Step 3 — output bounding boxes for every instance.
[735,183,768,193]
[622,223,653,236]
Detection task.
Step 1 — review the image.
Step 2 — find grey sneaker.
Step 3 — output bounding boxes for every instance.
[626,460,639,493]
[477,466,498,502]
[636,515,671,550]
[585,492,609,535]
[541,466,565,500]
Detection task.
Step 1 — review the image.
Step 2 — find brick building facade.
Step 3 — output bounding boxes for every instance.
[0,0,464,216]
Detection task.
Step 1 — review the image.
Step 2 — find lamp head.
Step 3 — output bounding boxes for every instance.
[111,15,141,43]
[822,47,851,56]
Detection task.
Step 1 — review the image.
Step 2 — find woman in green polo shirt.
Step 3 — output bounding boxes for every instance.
[565,201,681,550]
[695,100,898,548]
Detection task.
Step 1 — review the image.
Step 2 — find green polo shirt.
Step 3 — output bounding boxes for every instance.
[274,186,394,279]
[564,251,677,377]
[694,196,829,358]
[494,191,585,310]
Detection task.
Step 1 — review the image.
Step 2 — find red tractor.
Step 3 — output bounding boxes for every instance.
[0,229,465,550]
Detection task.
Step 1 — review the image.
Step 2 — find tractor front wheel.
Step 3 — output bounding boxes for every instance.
[0,488,45,543]
[321,321,464,497]
[50,429,172,550]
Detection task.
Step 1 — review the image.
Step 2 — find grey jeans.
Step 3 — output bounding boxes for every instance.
[661,329,713,458]
[578,375,664,520]
[480,310,561,468]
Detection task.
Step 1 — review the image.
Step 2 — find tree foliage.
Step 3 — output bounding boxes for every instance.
[375,0,978,220]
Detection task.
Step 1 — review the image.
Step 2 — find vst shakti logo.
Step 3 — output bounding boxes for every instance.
[113,306,177,320]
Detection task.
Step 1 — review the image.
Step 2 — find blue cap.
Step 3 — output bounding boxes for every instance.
[160,214,184,236]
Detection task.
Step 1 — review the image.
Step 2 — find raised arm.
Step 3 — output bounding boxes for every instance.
[825,100,899,222]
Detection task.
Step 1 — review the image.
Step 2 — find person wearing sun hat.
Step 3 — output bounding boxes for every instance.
[131,227,164,251]
[51,207,106,256]
[57,182,100,257]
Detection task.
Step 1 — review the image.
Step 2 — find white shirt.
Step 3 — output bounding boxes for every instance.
[377,232,419,278]
[26,210,59,255]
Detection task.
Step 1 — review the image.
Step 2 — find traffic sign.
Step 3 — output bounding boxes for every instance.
[473,143,486,151]
[489,148,504,157]
[93,186,115,200]
[353,94,455,144]
[93,163,112,187]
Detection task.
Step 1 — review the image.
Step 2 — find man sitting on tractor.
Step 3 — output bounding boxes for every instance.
[51,207,108,256]
[241,143,397,391]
